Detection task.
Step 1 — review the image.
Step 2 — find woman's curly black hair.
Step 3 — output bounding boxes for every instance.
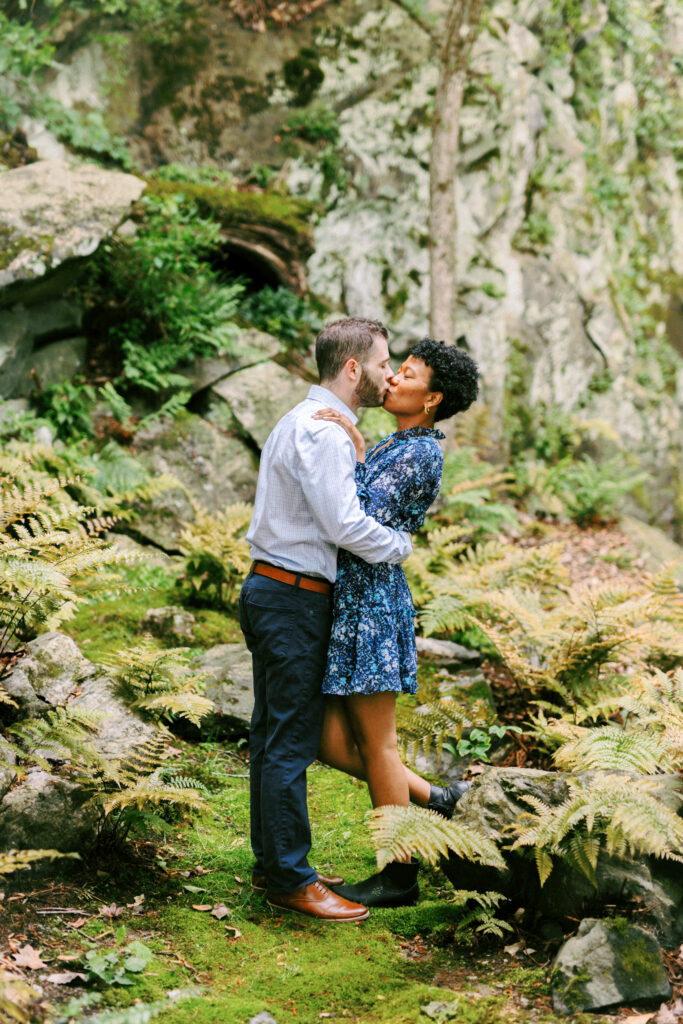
[409,337,480,421]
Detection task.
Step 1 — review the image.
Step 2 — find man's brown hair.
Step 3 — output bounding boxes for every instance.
[315,317,389,382]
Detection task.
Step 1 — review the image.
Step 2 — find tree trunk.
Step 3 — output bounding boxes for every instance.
[429,0,486,342]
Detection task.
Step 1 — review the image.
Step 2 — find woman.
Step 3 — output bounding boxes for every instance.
[312,337,480,908]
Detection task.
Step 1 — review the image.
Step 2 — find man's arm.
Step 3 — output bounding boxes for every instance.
[299,422,411,564]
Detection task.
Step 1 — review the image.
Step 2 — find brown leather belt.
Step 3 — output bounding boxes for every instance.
[252,561,333,595]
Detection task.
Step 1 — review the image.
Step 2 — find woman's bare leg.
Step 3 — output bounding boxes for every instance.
[318,697,431,806]
[345,692,407,807]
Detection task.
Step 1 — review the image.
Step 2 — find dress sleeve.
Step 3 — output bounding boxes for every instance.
[354,462,370,509]
[298,422,412,563]
[363,439,443,532]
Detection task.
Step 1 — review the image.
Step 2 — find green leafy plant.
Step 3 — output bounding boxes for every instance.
[32,379,97,441]
[283,105,340,145]
[53,989,200,1024]
[534,666,683,774]
[0,456,123,655]
[397,694,493,766]
[152,163,234,186]
[369,803,506,871]
[239,286,322,352]
[0,13,54,133]
[103,636,213,726]
[509,774,683,886]
[540,455,648,525]
[84,941,154,987]
[176,502,252,610]
[437,449,518,539]
[37,98,132,168]
[88,193,244,394]
[445,723,522,762]
[448,890,513,939]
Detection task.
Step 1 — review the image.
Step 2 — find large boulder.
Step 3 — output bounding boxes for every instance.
[193,643,254,735]
[180,329,282,397]
[619,515,683,588]
[0,160,145,289]
[132,411,258,551]
[551,918,671,1014]
[208,361,310,449]
[0,632,162,852]
[441,768,683,947]
[30,337,87,389]
[0,307,34,399]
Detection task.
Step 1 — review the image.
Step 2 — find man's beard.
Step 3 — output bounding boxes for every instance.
[354,365,384,407]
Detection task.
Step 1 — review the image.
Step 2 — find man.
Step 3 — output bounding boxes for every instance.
[239,317,412,922]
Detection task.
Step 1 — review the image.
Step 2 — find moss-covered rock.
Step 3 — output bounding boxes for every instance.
[551,918,671,1014]
[143,178,314,292]
[0,160,144,288]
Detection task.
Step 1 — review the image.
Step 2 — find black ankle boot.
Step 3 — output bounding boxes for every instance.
[428,780,471,819]
[331,857,419,908]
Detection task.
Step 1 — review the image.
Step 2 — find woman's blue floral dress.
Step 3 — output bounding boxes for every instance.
[322,426,445,696]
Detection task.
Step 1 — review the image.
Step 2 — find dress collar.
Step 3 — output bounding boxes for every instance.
[307,385,358,424]
[392,426,445,440]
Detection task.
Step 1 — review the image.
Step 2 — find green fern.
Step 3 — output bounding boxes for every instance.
[103,636,213,727]
[175,501,252,609]
[449,889,513,938]
[7,706,115,779]
[369,803,506,871]
[0,848,78,878]
[509,774,683,886]
[101,771,206,816]
[397,696,492,765]
[0,457,124,653]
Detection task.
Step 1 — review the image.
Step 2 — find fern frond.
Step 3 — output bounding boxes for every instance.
[553,726,670,773]
[509,774,683,885]
[102,773,206,814]
[0,848,79,877]
[369,804,506,871]
[133,692,213,727]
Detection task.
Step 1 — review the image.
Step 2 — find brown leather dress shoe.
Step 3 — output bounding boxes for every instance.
[251,870,344,891]
[267,880,369,921]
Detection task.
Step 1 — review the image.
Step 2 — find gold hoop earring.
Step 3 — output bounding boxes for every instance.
[424,404,430,415]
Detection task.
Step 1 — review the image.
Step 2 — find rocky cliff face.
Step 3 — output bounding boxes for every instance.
[3,0,682,536]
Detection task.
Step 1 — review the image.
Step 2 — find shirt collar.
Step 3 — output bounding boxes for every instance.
[307,385,358,424]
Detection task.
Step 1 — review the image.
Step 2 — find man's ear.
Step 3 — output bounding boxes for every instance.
[344,358,360,381]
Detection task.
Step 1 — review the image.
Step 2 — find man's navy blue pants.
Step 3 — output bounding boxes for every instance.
[238,571,333,893]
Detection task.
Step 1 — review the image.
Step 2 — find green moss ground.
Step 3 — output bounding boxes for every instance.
[26,756,613,1024]
[68,565,243,662]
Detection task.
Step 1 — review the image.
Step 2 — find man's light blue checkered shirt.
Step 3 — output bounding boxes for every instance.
[247,385,411,582]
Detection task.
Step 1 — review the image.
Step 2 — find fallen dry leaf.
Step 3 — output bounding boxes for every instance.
[654,1006,677,1024]
[622,1014,655,1024]
[225,926,242,940]
[99,903,123,919]
[192,904,212,912]
[211,904,231,920]
[47,971,87,985]
[234,876,243,884]
[503,943,521,957]
[12,945,48,969]
[69,917,88,929]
